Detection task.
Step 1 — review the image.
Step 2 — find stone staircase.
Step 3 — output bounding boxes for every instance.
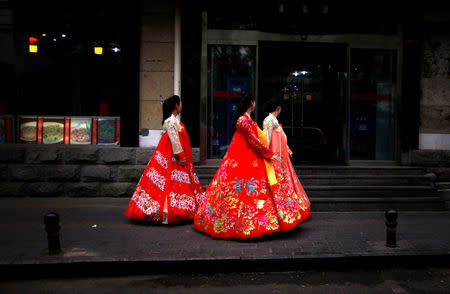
[195,165,446,211]
[0,145,446,211]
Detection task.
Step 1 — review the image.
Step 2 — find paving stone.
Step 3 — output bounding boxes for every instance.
[136,148,156,165]
[46,165,81,181]
[0,164,8,180]
[98,148,136,164]
[24,146,64,163]
[0,182,24,196]
[117,165,146,182]
[9,165,46,181]
[64,147,99,163]
[411,150,450,167]
[81,166,115,182]
[0,145,25,162]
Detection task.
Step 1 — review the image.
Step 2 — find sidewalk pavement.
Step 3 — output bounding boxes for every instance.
[0,197,449,279]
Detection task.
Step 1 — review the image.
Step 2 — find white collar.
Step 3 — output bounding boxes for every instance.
[268,112,278,122]
[244,112,251,118]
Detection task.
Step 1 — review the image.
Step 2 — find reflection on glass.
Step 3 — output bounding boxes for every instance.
[350,49,396,160]
[207,45,256,159]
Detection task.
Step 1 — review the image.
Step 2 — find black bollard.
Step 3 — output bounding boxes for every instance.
[44,212,61,254]
[385,209,398,248]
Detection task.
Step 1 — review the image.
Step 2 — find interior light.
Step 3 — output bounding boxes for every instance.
[112,47,120,53]
[94,46,103,55]
[290,70,309,77]
[29,36,38,44]
[29,44,38,53]
[61,34,66,38]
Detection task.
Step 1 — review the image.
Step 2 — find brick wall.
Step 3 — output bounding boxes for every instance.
[0,145,199,197]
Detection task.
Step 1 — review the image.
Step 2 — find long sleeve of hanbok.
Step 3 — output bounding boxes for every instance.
[237,116,273,159]
[163,119,186,159]
[270,130,283,159]
[264,116,282,159]
[263,126,273,147]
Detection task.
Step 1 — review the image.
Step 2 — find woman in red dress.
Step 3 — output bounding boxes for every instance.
[194,94,307,239]
[124,95,205,224]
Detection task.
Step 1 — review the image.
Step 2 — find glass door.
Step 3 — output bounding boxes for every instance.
[350,49,397,160]
[258,42,348,164]
[207,45,256,159]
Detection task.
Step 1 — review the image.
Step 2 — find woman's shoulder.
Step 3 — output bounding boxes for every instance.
[163,115,173,124]
[263,114,279,127]
[263,114,272,124]
[163,115,179,129]
[237,114,254,129]
[237,114,247,121]
[237,114,253,124]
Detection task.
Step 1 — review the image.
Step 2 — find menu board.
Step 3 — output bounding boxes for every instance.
[92,117,120,145]
[13,116,121,145]
[42,117,66,144]
[18,116,39,144]
[0,115,14,144]
[69,117,92,144]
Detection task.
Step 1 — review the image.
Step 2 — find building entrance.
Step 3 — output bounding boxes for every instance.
[258,42,348,164]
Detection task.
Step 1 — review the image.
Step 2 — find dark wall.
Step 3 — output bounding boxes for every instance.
[11,1,141,146]
[401,23,423,152]
[180,2,204,147]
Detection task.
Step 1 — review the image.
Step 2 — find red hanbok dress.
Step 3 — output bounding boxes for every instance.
[263,113,311,230]
[194,113,305,239]
[124,114,205,224]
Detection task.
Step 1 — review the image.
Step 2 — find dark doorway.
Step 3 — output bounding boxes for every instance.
[258,41,348,164]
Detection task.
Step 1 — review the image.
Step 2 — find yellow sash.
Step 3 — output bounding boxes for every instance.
[257,127,277,186]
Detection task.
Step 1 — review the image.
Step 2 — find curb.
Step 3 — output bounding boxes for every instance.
[1,253,449,280]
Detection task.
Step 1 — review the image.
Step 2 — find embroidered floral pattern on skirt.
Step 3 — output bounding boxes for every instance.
[146,167,166,191]
[194,115,283,239]
[124,121,205,224]
[170,192,196,211]
[154,151,168,169]
[171,169,190,184]
[131,186,161,221]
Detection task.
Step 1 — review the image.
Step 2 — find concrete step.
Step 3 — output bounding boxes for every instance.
[198,184,438,197]
[309,197,446,211]
[303,186,438,198]
[194,165,426,176]
[198,175,432,186]
[194,165,444,211]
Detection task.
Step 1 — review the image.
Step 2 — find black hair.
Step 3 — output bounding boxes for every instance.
[235,93,255,118]
[162,95,181,125]
[264,98,282,114]
[231,93,256,134]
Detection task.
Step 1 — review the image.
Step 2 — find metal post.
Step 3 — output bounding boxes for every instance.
[385,209,398,247]
[44,212,61,254]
